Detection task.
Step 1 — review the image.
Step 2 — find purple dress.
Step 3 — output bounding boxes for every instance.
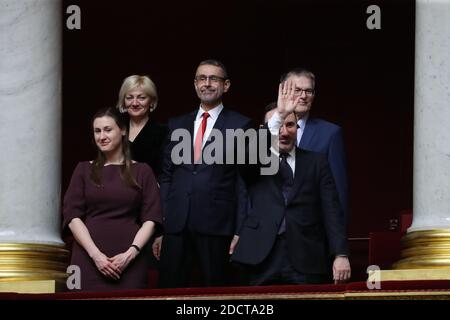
[63,161,163,292]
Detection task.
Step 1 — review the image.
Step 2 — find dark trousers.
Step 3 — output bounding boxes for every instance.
[247,234,330,285]
[158,228,231,288]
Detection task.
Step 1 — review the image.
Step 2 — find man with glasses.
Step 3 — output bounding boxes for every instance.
[231,80,350,285]
[281,68,349,231]
[155,59,251,288]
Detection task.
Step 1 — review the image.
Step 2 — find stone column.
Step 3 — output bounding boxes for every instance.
[0,0,68,292]
[393,0,450,270]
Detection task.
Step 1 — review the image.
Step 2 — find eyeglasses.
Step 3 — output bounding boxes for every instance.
[294,88,315,96]
[194,75,227,83]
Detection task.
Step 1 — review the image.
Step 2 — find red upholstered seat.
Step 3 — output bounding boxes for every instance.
[368,209,412,269]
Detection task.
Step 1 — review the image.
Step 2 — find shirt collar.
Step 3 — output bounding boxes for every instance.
[270,145,296,159]
[196,103,224,121]
[297,112,309,130]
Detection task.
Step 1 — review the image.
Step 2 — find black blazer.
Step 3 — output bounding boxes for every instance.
[160,108,252,236]
[232,148,348,275]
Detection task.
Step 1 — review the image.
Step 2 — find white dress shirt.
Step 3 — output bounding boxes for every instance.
[193,104,224,147]
[296,113,309,146]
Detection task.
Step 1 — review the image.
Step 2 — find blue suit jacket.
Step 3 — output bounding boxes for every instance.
[299,117,349,224]
[160,108,252,236]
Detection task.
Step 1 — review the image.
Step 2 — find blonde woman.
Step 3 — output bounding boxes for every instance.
[117,75,168,178]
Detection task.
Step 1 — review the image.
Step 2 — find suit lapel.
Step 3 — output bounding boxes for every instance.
[196,108,228,171]
[182,111,196,170]
[286,148,307,205]
[299,118,315,149]
[187,111,196,137]
[205,107,227,148]
[265,171,285,204]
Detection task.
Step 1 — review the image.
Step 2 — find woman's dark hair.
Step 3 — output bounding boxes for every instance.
[90,107,140,188]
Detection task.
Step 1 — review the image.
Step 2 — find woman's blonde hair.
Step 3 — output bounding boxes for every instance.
[116,75,158,113]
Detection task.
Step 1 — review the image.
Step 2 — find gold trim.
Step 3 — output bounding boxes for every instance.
[0,280,65,294]
[402,229,450,243]
[344,291,450,300]
[76,291,450,300]
[0,243,69,283]
[148,293,346,300]
[372,269,450,281]
[401,244,450,258]
[394,229,450,269]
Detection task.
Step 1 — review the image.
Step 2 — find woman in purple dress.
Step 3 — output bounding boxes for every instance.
[63,107,163,292]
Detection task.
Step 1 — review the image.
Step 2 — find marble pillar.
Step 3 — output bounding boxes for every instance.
[393,0,450,270]
[0,0,68,291]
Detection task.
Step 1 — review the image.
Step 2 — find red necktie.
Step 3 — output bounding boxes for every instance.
[194,112,209,162]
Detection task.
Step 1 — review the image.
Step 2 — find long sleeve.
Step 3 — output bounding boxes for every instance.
[159,120,176,207]
[318,157,349,256]
[327,128,349,225]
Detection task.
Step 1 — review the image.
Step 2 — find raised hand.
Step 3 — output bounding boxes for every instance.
[277,79,301,119]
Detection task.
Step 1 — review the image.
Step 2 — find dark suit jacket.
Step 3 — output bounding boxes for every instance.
[160,107,252,236]
[232,148,349,275]
[300,117,349,223]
